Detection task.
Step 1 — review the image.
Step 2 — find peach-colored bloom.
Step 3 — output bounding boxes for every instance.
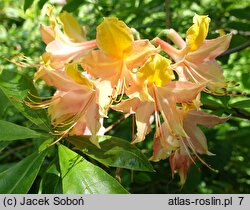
[113,54,205,145]
[40,7,96,69]
[154,14,232,92]
[81,17,158,114]
[34,62,101,147]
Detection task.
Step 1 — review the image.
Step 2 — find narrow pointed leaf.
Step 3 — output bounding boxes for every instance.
[0,120,42,141]
[0,150,47,193]
[58,144,128,194]
[24,0,34,11]
[0,69,51,131]
[40,159,63,194]
[0,141,10,152]
[66,135,154,172]
[230,100,250,109]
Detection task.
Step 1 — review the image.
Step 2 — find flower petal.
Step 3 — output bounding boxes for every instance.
[35,66,84,92]
[186,14,211,51]
[112,98,154,143]
[161,81,205,102]
[125,39,158,69]
[65,63,93,88]
[48,89,94,124]
[185,110,229,128]
[46,39,96,67]
[81,50,122,82]
[137,54,174,87]
[97,17,134,58]
[58,11,86,42]
[185,60,227,90]
[186,33,232,62]
[40,24,55,44]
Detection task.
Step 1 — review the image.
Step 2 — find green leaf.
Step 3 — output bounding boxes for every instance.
[0,120,42,141]
[24,0,34,11]
[40,159,63,194]
[229,100,250,109]
[0,69,51,131]
[201,95,222,107]
[0,88,9,118]
[0,150,47,193]
[67,135,154,172]
[0,141,10,152]
[230,7,250,20]
[38,0,48,9]
[62,0,85,12]
[58,144,128,194]
[226,21,250,32]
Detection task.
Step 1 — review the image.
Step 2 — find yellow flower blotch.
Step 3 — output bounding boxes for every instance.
[58,11,86,42]
[96,17,134,58]
[186,14,210,51]
[65,63,93,88]
[137,54,175,87]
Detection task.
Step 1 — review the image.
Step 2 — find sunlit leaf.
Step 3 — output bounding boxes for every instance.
[67,135,154,172]
[0,120,43,141]
[230,7,250,20]
[0,150,47,193]
[62,0,85,12]
[0,69,51,131]
[23,0,34,11]
[58,144,128,194]
[38,0,48,9]
[230,100,250,109]
[0,89,9,118]
[0,141,10,152]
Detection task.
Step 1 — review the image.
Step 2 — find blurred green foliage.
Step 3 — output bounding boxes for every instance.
[0,0,249,193]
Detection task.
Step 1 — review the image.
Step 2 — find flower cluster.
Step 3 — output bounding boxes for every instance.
[35,6,232,185]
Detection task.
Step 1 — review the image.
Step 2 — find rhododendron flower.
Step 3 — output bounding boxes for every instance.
[171,109,228,185]
[34,62,101,147]
[81,17,158,114]
[22,9,233,187]
[154,14,232,92]
[113,54,205,145]
[40,6,96,69]
[170,149,194,186]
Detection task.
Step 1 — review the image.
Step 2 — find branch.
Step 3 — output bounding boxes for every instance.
[104,113,131,134]
[219,41,250,57]
[165,0,171,29]
[202,105,250,120]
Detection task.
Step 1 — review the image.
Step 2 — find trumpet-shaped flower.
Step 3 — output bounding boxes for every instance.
[33,62,101,147]
[40,7,96,69]
[113,54,205,145]
[169,148,194,186]
[81,17,158,114]
[173,109,228,185]
[154,14,232,92]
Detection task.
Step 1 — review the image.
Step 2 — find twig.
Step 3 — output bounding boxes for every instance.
[104,113,131,134]
[165,0,171,29]
[219,41,250,57]
[202,105,250,120]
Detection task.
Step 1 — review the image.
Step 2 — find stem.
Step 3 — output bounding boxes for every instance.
[219,41,250,57]
[165,0,171,29]
[104,113,131,134]
[154,37,181,61]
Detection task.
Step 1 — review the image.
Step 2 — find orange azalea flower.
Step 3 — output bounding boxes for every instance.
[34,62,102,147]
[81,17,158,114]
[169,109,228,185]
[40,6,96,69]
[113,54,205,146]
[154,14,232,93]
[112,53,230,185]
[169,149,194,186]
